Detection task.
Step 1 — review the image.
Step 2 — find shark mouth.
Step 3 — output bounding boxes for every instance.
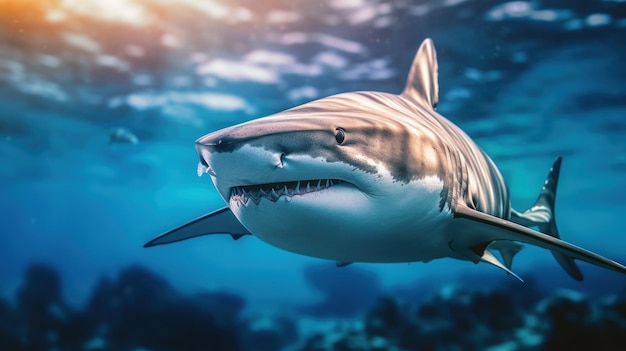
[230,179,345,206]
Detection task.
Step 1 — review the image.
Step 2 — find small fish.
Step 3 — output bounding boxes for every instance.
[146,39,626,281]
[109,127,139,145]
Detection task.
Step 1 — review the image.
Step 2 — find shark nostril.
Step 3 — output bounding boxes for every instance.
[276,152,286,169]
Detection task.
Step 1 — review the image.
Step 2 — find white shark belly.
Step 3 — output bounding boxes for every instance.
[229,177,455,263]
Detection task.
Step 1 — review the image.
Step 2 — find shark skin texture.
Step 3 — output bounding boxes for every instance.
[146,39,626,281]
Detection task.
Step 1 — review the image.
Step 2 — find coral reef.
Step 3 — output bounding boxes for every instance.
[300,263,382,318]
[1,263,625,351]
[0,264,247,351]
[299,281,626,351]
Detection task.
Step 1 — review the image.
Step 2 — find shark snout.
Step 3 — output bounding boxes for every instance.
[195,127,247,153]
[196,142,283,174]
[195,126,257,177]
[195,129,287,187]
[194,119,332,178]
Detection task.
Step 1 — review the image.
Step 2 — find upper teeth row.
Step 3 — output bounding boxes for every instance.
[231,179,339,206]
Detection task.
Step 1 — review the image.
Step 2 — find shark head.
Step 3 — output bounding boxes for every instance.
[194,39,453,262]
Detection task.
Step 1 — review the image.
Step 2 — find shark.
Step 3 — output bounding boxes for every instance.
[146,38,626,281]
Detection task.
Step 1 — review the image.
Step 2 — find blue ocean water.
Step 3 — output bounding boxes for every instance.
[1,0,626,350]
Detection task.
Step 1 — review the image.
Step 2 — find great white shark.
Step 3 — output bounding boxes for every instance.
[146,38,626,281]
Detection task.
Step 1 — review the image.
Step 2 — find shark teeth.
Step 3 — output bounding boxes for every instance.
[197,162,216,177]
[230,179,343,206]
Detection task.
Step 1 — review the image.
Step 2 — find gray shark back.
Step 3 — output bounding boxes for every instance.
[278,89,511,219]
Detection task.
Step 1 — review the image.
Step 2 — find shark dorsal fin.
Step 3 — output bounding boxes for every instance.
[401,38,439,109]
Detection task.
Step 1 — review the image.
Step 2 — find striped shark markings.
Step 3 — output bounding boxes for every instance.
[146,39,626,281]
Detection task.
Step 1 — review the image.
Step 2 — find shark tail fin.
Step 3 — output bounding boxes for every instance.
[511,157,583,281]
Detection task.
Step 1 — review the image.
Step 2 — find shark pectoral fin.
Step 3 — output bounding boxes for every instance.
[336,261,353,267]
[453,204,626,276]
[144,207,251,247]
[481,249,524,282]
[489,240,524,270]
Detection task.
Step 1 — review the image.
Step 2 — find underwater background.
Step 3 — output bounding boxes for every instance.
[1,0,626,350]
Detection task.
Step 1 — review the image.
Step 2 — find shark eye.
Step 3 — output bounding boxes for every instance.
[335,128,346,144]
